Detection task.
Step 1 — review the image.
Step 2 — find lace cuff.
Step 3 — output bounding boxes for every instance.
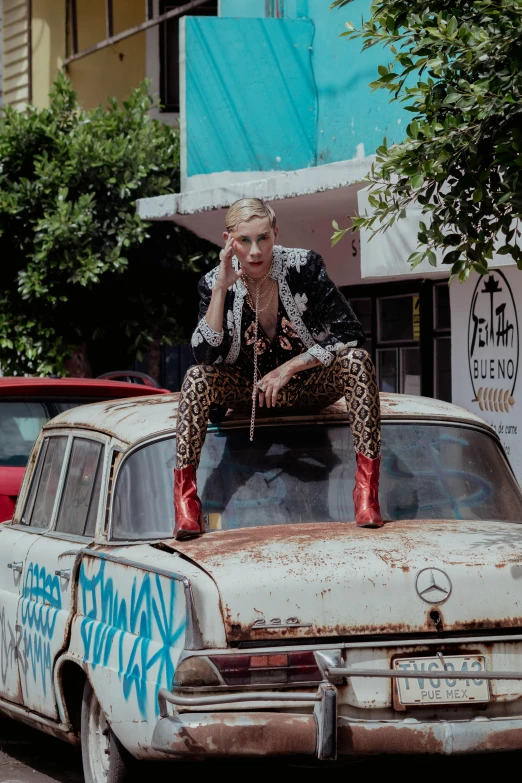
[191,318,224,348]
[308,343,334,366]
[308,340,358,366]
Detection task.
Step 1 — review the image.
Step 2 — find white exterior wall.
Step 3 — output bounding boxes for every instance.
[451,264,522,483]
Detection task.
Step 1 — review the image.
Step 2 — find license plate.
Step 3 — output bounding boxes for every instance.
[394,655,490,705]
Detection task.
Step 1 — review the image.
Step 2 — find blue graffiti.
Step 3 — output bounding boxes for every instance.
[20,563,62,694]
[79,560,186,719]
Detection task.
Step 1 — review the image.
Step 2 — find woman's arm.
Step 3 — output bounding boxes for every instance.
[258,351,321,408]
[191,235,242,365]
[302,251,365,366]
[204,234,241,332]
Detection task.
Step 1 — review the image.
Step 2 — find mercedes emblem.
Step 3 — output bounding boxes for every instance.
[415,568,452,605]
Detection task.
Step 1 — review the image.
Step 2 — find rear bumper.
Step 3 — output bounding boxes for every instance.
[152,712,522,758]
[152,685,522,758]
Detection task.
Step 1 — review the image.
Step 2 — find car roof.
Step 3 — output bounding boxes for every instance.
[0,377,169,397]
[44,392,492,446]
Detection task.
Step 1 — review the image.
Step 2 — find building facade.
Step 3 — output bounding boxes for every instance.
[137,0,453,402]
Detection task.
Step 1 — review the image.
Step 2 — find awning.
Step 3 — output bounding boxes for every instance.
[136,158,372,246]
[136,158,376,287]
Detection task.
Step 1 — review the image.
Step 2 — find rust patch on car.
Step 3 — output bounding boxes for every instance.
[169,520,455,562]
[159,713,316,757]
[449,616,522,632]
[338,723,445,755]
[473,727,522,753]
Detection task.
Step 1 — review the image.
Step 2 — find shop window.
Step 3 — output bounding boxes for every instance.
[350,297,372,334]
[434,283,451,330]
[400,346,421,396]
[350,297,372,354]
[377,346,421,395]
[433,283,452,402]
[160,0,218,112]
[434,336,451,402]
[377,295,417,343]
[377,349,398,393]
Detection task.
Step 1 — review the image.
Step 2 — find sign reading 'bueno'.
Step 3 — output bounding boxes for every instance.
[468,270,519,415]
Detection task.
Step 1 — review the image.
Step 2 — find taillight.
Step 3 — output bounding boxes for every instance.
[209,651,322,686]
[174,651,322,688]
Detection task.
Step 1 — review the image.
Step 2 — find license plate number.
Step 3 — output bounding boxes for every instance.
[394,655,490,705]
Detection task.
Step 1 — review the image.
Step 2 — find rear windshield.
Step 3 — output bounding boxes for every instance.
[0,400,90,467]
[110,422,522,540]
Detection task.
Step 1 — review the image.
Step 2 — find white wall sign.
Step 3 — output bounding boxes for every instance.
[451,267,521,482]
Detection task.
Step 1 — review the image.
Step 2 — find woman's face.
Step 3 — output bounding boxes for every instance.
[225,217,278,280]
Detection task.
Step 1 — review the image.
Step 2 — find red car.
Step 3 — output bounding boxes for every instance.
[0,375,169,522]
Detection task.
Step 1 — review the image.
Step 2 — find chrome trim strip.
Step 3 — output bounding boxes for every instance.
[158,688,320,716]
[173,632,522,656]
[326,667,522,681]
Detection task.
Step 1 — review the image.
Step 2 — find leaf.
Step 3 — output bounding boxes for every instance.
[332,0,521,280]
[331,229,348,247]
[411,174,425,189]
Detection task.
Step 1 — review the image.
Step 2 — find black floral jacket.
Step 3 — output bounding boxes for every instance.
[191,246,365,367]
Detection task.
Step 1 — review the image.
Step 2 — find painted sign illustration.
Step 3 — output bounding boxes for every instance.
[468,270,518,414]
[452,266,521,482]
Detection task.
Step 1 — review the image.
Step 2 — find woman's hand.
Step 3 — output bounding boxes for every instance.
[216,233,242,291]
[257,365,293,409]
[257,352,322,408]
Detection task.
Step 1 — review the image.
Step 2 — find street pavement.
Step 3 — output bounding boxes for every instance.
[1,716,521,782]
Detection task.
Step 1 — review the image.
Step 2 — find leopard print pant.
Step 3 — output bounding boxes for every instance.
[176,347,380,469]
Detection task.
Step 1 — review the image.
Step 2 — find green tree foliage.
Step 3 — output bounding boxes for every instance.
[331,0,522,281]
[0,73,217,376]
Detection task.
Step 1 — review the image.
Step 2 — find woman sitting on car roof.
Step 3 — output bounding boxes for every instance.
[173,198,382,539]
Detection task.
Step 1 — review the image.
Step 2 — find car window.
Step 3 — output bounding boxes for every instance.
[55,438,103,537]
[112,439,176,540]
[21,436,68,528]
[110,423,522,540]
[0,399,108,468]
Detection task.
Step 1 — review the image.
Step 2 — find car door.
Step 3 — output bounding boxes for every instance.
[0,435,69,705]
[18,434,107,718]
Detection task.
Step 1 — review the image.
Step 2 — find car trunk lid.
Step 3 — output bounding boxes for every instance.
[171,519,522,642]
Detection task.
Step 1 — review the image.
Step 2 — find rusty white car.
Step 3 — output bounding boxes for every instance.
[1,392,522,780]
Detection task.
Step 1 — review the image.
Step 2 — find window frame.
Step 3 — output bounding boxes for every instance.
[108,419,521,537]
[12,429,110,542]
[108,434,176,543]
[377,293,418,344]
[159,0,218,113]
[19,434,71,532]
[54,437,105,539]
[433,282,452,403]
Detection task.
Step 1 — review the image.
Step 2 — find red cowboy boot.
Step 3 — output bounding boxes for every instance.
[353,453,384,528]
[174,465,205,540]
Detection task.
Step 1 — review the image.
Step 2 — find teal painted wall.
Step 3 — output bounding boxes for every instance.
[184,1,406,176]
[220,0,267,17]
[184,17,317,177]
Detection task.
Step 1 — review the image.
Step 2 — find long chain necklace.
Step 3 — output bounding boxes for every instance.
[244,271,271,442]
[246,278,276,314]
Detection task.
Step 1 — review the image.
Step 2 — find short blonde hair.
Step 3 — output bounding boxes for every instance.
[225,198,277,233]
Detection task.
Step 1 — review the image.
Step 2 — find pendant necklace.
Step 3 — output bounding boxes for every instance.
[243,271,272,441]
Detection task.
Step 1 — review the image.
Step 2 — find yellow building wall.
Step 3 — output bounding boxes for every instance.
[31,0,66,109]
[67,0,146,110]
[29,0,145,110]
[2,0,30,108]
